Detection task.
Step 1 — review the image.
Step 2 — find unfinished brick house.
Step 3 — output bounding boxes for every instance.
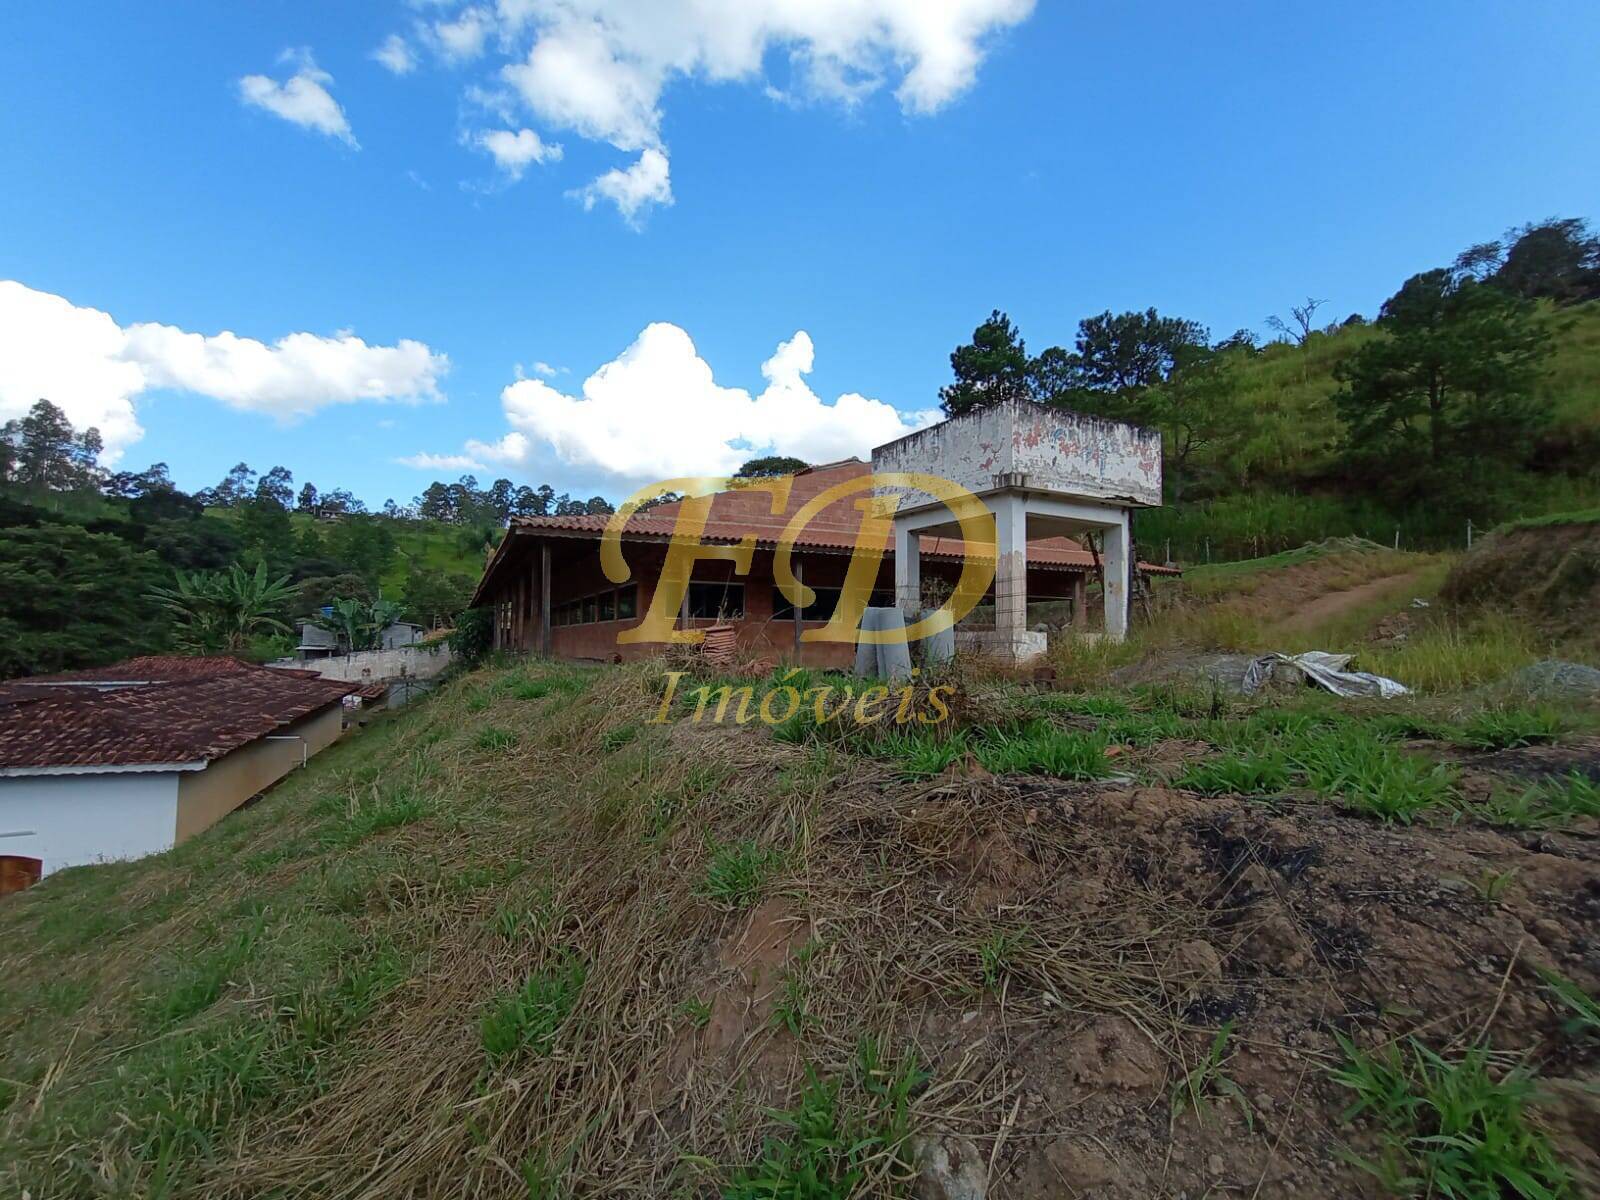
[472,456,1173,669]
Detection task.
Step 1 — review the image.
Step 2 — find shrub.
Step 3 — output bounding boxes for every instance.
[448,606,494,667]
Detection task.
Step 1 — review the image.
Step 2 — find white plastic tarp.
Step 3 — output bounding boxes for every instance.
[1243,651,1410,700]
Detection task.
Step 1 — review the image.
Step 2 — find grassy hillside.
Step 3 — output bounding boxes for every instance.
[1137,300,1600,563]
[3,656,1598,1197]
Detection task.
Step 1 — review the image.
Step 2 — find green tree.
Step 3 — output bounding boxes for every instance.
[326,514,397,584]
[233,496,296,574]
[1334,269,1553,511]
[1493,217,1600,304]
[511,484,555,517]
[0,400,103,492]
[400,567,474,626]
[293,572,374,618]
[202,462,257,508]
[1139,345,1252,501]
[736,455,810,477]
[1061,308,1208,395]
[141,516,240,571]
[939,310,1035,416]
[147,561,296,654]
[313,597,405,652]
[255,465,294,508]
[0,525,167,676]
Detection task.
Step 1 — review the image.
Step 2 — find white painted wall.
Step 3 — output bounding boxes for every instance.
[873,400,1163,509]
[274,644,452,683]
[0,771,180,877]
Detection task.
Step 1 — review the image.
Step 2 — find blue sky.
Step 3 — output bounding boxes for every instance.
[2,1,1597,507]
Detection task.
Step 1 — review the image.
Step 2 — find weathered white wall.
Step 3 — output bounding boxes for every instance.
[275,644,452,683]
[174,706,342,842]
[872,400,1162,509]
[0,771,180,876]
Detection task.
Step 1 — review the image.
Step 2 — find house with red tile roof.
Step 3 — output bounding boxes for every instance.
[472,454,1176,668]
[0,657,353,891]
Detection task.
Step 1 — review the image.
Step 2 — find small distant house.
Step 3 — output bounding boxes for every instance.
[294,619,425,660]
[380,622,424,650]
[0,656,353,890]
[296,622,341,659]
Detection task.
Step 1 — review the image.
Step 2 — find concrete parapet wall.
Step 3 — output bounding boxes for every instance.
[872,400,1161,509]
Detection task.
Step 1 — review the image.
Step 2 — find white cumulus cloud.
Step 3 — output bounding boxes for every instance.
[238,50,358,146]
[473,127,562,178]
[0,281,447,465]
[372,34,418,75]
[430,5,495,62]
[408,322,937,484]
[572,148,671,226]
[380,0,1035,223]
[395,451,487,471]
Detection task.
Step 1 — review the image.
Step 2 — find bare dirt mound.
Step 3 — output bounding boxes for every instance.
[1443,515,1600,644]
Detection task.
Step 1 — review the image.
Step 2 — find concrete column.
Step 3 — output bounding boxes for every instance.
[1071,573,1088,626]
[1101,516,1130,641]
[893,521,921,610]
[992,493,1029,644]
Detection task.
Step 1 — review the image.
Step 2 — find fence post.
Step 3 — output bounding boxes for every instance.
[1393,528,1400,550]
[1205,537,1211,563]
[1466,519,1473,549]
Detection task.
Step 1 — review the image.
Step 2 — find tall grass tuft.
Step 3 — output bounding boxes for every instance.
[1331,1036,1567,1198]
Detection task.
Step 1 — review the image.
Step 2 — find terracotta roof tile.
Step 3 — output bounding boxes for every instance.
[0,659,354,772]
[476,458,1178,605]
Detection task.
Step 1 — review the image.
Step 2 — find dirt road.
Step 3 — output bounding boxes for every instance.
[1269,566,1432,636]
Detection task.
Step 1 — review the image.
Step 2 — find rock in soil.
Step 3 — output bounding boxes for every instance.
[911,1133,987,1200]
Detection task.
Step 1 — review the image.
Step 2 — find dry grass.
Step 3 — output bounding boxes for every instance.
[0,661,1219,1200]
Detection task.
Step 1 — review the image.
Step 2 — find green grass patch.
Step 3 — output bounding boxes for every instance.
[1177,749,1292,797]
[699,840,784,910]
[1331,1036,1568,1199]
[475,726,519,751]
[1286,726,1457,822]
[724,1038,924,1200]
[970,722,1111,780]
[873,727,970,777]
[149,917,264,1024]
[1363,617,1543,693]
[481,952,586,1063]
[320,783,434,848]
[1472,772,1600,830]
[1455,705,1566,751]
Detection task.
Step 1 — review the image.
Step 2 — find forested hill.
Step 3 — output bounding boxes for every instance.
[1135,297,1600,562]
[0,456,593,678]
[940,215,1600,563]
